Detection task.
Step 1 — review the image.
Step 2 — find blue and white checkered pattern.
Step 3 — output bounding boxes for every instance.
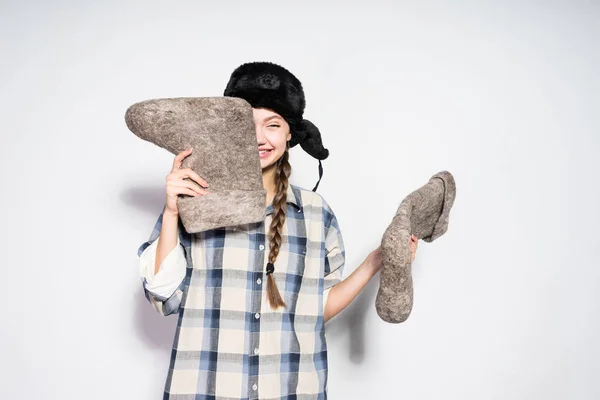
[137,184,345,399]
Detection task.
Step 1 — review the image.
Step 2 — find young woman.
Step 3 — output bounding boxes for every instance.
[138,61,419,399]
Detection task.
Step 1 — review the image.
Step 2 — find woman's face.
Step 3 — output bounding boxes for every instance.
[253,107,291,170]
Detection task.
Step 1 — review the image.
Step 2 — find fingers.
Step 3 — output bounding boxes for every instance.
[169,179,209,196]
[167,148,210,194]
[172,187,203,197]
[409,235,418,248]
[176,168,209,188]
[408,234,418,262]
[171,147,193,172]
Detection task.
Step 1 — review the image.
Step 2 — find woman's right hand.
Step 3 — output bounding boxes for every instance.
[165,148,210,215]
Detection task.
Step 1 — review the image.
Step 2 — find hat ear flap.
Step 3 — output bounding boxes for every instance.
[288,119,307,148]
[298,119,329,160]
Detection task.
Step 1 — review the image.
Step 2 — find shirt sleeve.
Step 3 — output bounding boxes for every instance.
[139,235,186,297]
[137,207,189,316]
[322,204,346,311]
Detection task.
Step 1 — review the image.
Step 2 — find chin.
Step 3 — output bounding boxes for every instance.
[260,152,281,170]
[261,161,275,171]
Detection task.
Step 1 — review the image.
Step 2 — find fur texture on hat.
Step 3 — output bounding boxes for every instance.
[223,61,329,162]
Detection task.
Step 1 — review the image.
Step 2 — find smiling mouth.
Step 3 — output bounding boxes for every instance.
[259,149,273,154]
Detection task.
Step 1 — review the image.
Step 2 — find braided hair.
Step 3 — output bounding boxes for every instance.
[265,144,292,309]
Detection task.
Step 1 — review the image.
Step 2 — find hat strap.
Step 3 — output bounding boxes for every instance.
[311,160,324,192]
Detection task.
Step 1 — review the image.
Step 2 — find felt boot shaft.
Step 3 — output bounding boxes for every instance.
[125,97,267,233]
[376,171,456,323]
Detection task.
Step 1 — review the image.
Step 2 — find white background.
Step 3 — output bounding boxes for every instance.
[1,1,599,399]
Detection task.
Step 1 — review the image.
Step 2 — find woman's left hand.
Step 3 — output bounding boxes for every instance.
[367,245,382,274]
[409,234,418,261]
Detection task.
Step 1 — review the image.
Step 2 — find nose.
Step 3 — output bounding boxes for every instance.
[255,124,266,144]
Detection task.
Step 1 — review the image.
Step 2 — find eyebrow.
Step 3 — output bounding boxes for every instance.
[263,115,283,122]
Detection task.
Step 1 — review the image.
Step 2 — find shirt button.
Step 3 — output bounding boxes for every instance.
[257,278,262,285]
[259,244,265,250]
[255,312,260,319]
[252,384,258,391]
[254,348,260,355]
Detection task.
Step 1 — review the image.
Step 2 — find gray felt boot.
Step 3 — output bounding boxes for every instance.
[376,170,456,323]
[125,97,266,233]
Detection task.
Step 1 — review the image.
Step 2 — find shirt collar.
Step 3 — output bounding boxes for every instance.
[266,184,303,215]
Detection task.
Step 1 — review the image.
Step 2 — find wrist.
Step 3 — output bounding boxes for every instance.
[163,209,179,219]
[370,262,381,277]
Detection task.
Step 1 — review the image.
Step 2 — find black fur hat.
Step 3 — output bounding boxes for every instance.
[224,61,328,191]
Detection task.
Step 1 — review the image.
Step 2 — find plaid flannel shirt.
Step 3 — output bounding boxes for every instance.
[137,184,345,399]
